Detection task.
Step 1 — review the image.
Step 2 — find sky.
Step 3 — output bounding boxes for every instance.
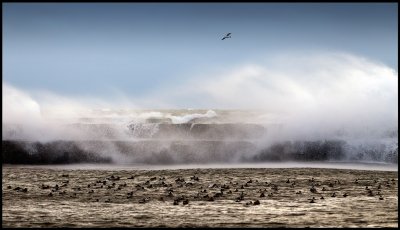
[2,3,398,109]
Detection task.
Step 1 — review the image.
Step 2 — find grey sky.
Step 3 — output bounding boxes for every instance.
[3,3,398,100]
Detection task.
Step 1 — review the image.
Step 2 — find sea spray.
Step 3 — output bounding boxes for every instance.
[2,53,398,164]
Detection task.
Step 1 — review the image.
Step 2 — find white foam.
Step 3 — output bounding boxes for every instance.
[166,110,217,124]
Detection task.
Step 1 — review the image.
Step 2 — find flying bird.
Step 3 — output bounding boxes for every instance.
[222,33,231,40]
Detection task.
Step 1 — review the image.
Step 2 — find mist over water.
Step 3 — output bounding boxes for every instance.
[2,52,398,165]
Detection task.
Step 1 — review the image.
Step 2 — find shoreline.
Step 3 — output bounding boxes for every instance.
[3,161,398,171]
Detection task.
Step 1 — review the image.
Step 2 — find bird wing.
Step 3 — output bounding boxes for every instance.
[227,33,231,36]
[222,37,226,40]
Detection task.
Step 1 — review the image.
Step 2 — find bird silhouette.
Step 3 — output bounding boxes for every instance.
[222,33,231,40]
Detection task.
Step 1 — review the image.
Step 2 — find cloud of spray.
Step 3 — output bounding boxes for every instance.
[3,84,135,164]
[3,83,52,141]
[3,83,42,123]
[162,52,398,140]
[2,51,398,164]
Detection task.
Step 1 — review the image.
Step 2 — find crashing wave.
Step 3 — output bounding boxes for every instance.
[2,109,397,165]
[2,138,397,165]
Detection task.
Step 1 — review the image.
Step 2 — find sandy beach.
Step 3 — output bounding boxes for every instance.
[2,165,398,228]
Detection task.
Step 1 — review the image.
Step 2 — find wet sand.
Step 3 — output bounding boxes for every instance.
[2,166,398,227]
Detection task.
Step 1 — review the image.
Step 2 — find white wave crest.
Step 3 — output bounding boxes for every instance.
[166,110,217,124]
